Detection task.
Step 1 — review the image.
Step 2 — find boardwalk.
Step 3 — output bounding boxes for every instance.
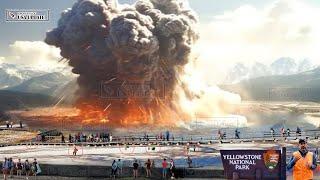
[1,129,319,147]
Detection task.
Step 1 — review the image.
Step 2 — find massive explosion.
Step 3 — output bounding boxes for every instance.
[45,0,240,127]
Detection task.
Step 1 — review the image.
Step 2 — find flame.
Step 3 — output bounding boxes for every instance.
[73,61,242,128]
[75,96,190,128]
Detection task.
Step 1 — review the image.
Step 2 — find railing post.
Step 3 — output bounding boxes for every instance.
[280,146,286,180]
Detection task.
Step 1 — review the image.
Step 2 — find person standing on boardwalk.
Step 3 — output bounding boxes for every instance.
[61,134,65,143]
[117,159,123,176]
[145,159,152,178]
[270,128,275,138]
[31,158,41,179]
[24,159,31,180]
[109,133,113,142]
[166,131,170,141]
[73,146,78,156]
[281,128,285,137]
[2,157,9,180]
[8,158,14,178]
[111,160,118,179]
[162,158,168,179]
[16,158,23,177]
[187,156,192,168]
[169,159,175,179]
[218,129,222,141]
[235,129,240,139]
[68,134,72,143]
[296,127,302,138]
[133,159,139,178]
[287,139,317,180]
[287,128,291,137]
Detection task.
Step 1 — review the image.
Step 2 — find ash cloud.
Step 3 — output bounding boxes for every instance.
[45,0,199,124]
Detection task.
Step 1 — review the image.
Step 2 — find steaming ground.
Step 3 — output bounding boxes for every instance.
[240,101,320,130]
[7,101,320,138]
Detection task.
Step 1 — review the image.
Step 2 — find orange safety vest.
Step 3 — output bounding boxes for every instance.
[292,151,313,180]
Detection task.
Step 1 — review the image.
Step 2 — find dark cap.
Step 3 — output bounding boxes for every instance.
[299,139,306,144]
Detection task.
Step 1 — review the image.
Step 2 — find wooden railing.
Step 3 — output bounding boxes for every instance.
[0,129,319,148]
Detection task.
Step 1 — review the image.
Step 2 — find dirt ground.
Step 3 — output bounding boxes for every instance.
[0,130,36,144]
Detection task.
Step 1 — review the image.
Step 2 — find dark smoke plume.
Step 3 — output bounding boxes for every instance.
[45,0,199,125]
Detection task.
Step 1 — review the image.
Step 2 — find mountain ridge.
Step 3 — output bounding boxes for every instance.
[220,66,320,102]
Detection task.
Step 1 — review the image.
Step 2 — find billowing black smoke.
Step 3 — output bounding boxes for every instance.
[45,0,199,124]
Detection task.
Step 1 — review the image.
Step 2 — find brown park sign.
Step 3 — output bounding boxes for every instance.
[220,149,285,180]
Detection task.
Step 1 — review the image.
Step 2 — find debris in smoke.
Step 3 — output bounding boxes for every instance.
[45,0,200,126]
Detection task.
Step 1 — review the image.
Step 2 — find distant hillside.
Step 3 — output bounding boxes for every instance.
[225,58,316,84]
[0,63,46,89]
[220,67,320,102]
[7,72,71,95]
[0,90,54,111]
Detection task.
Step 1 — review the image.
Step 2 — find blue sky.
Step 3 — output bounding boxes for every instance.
[0,0,274,55]
[0,0,319,54]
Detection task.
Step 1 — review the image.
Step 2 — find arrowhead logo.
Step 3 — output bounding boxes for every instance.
[263,150,279,171]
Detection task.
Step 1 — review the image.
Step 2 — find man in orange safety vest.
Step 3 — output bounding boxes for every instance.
[287,139,317,180]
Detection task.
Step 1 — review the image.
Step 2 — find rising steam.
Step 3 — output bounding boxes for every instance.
[45,0,240,126]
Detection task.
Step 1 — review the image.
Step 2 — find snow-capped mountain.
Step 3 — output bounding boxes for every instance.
[0,62,75,96]
[0,63,46,89]
[225,63,250,84]
[0,62,77,108]
[7,72,72,95]
[270,57,297,75]
[221,66,320,102]
[225,58,317,84]
[298,59,314,72]
[249,62,271,78]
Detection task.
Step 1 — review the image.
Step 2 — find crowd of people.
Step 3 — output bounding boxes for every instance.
[270,126,302,138]
[61,132,113,143]
[55,131,174,144]
[217,127,304,141]
[1,158,40,180]
[109,156,193,179]
[2,154,193,179]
